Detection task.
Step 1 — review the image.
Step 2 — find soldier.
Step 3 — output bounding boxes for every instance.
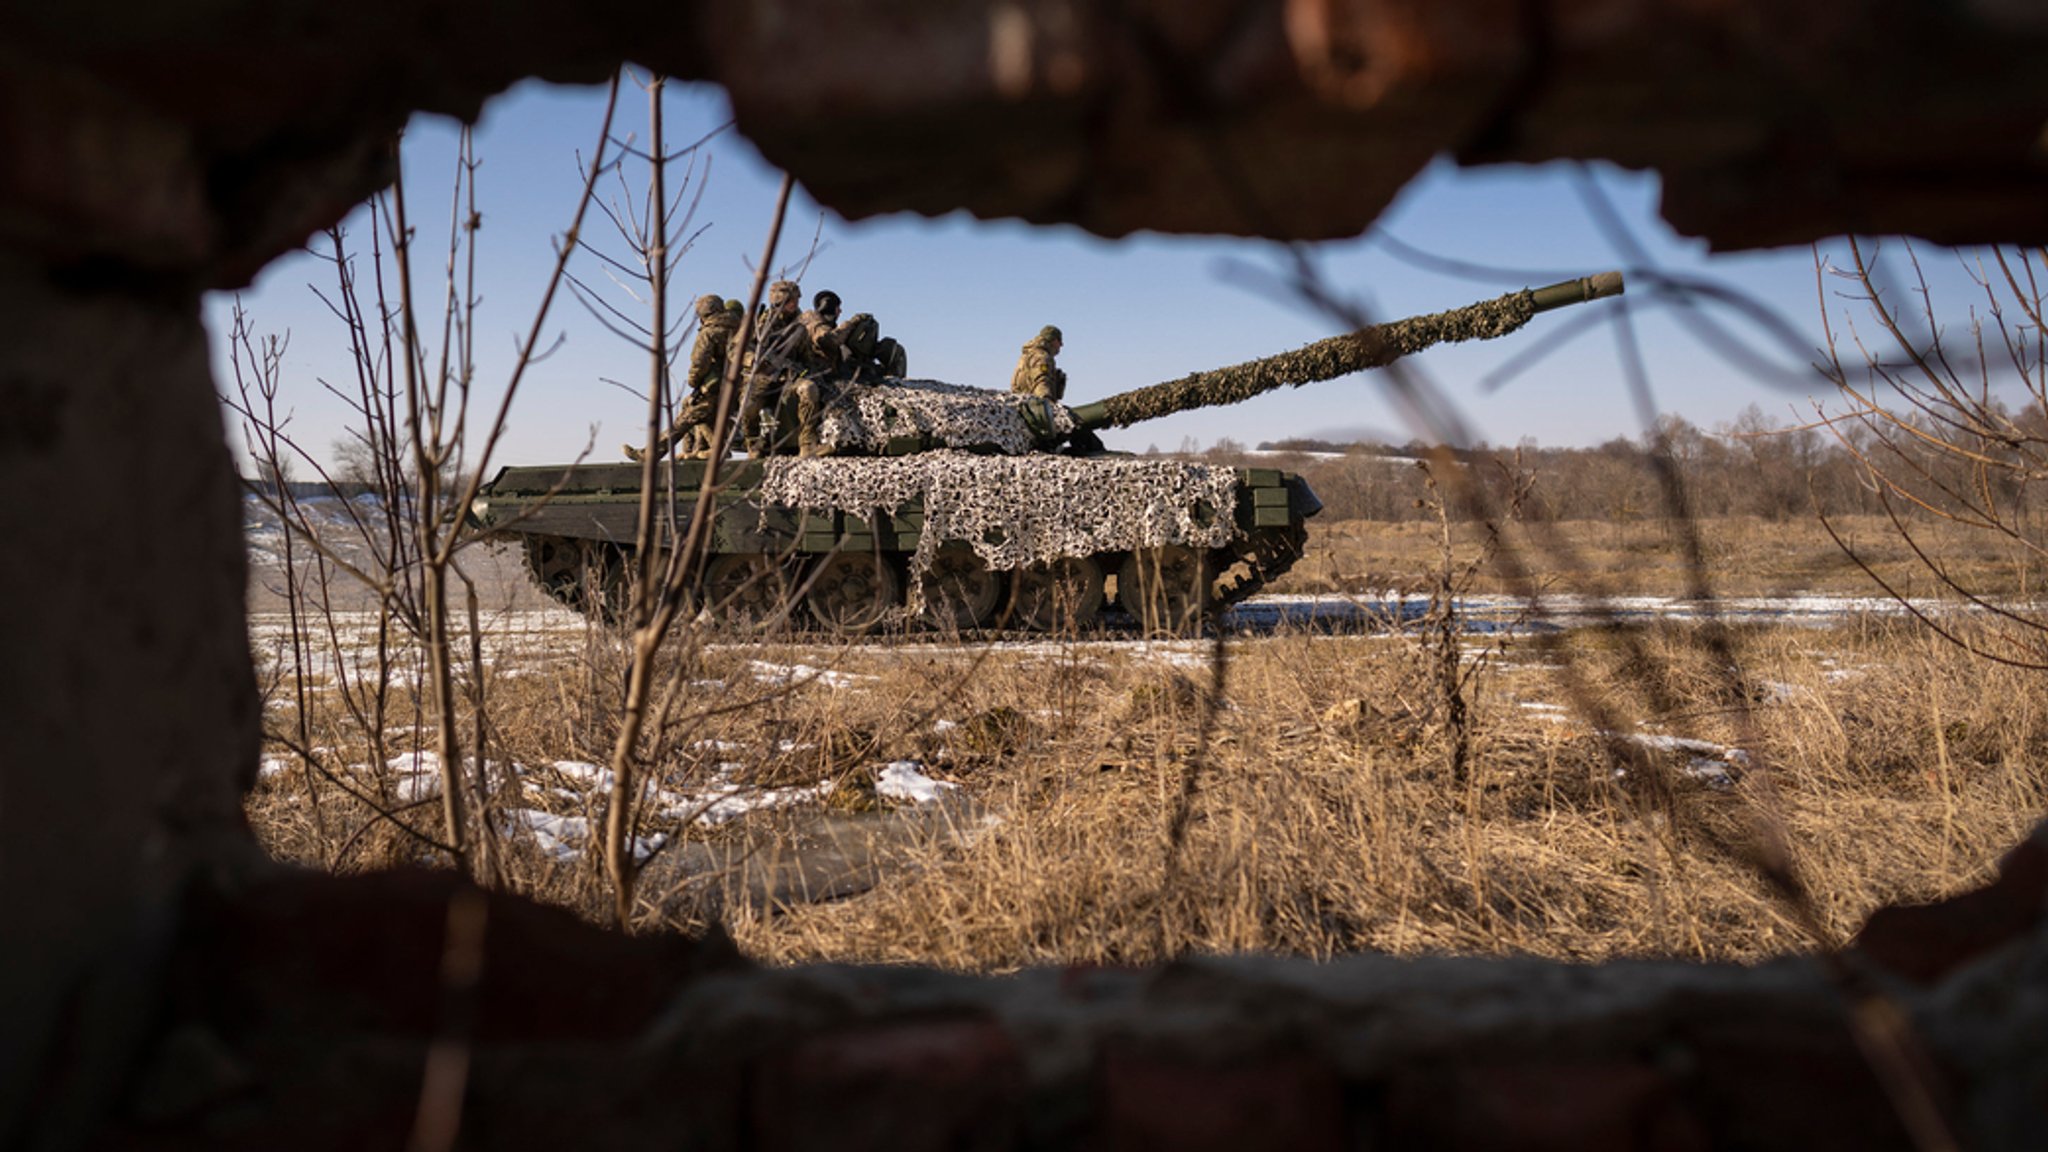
[799,289,846,376]
[836,312,909,383]
[790,289,849,457]
[737,279,819,454]
[624,293,744,462]
[1011,324,1066,401]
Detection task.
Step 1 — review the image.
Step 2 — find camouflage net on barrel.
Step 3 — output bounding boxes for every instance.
[817,379,1075,454]
[1094,289,1540,428]
[757,451,1239,591]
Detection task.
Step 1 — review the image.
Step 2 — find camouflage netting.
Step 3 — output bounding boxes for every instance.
[818,379,1075,454]
[757,451,1239,590]
[1096,289,1540,428]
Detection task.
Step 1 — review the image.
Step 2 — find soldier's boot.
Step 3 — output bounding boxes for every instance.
[624,430,676,463]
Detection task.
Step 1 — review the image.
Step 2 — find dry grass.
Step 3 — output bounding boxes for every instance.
[1280,514,2048,599]
[247,562,2048,970]
[715,621,2045,967]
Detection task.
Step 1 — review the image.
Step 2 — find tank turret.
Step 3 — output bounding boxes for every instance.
[794,273,1622,458]
[476,273,1624,634]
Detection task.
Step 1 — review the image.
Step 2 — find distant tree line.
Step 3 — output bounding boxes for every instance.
[241,476,377,502]
[1200,402,2048,524]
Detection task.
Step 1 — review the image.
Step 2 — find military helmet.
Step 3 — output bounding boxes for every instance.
[695,293,724,319]
[813,289,842,319]
[768,280,801,309]
[1037,325,1063,347]
[725,299,744,314]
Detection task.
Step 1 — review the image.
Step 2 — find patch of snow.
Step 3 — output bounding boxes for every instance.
[660,778,837,827]
[875,761,959,804]
[1133,643,1210,669]
[1622,729,1736,758]
[750,660,871,689]
[386,751,442,802]
[1683,758,1737,790]
[502,809,666,863]
[1613,733,1748,791]
[1758,680,1801,703]
[505,809,589,861]
[551,760,615,791]
[257,756,292,781]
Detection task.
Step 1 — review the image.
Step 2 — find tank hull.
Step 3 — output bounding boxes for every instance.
[474,457,1321,633]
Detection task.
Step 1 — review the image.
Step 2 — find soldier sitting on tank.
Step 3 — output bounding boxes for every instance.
[1011,324,1066,401]
[1009,324,1105,454]
[785,288,853,457]
[799,289,847,374]
[833,312,909,383]
[736,279,823,455]
[623,293,743,462]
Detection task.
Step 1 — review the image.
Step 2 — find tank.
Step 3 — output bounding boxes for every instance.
[472,272,1624,634]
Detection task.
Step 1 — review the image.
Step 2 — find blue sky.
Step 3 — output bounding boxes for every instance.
[207,75,1992,473]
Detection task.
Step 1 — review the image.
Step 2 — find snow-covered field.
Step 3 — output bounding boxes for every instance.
[245,486,1958,906]
[248,586,1923,885]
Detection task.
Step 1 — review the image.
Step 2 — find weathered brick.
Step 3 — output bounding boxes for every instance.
[751,1016,1023,1152]
[184,870,745,1043]
[1098,1050,1343,1151]
[1383,1061,1707,1152]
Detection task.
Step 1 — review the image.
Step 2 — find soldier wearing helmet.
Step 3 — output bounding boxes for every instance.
[783,288,856,457]
[625,293,747,461]
[799,288,846,374]
[1010,324,1066,402]
[738,279,822,454]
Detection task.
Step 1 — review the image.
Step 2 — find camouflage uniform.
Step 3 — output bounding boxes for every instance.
[1010,324,1066,401]
[625,295,743,461]
[687,295,742,397]
[738,280,820,455]
[791,305,845,457]
[836,313,909,383]
[799,306,845,376]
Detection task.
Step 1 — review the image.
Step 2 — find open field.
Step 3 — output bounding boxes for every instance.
[1281,514,2048,600]
[244,510,2048,970]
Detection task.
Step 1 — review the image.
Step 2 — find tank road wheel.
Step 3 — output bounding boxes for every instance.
[521,536,629,620]
[1116,546,1213,636]
[1006,556,1105,633]
[918,545,1004,631]
[805,551,903,635]
[701,553,791,630]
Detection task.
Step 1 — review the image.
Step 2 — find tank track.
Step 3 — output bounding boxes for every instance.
[1211,526,1308,609]
[516,527,1306,632]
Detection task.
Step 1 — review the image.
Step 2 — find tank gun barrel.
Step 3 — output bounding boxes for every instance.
[1066,271,1624,432]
